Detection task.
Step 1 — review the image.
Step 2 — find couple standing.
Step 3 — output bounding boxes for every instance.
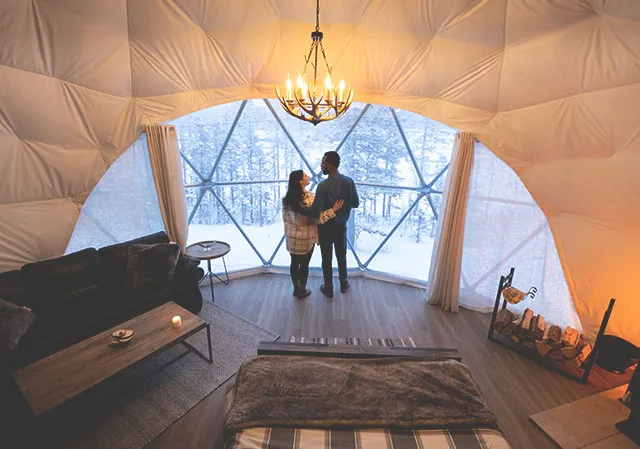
[282,151,359,299]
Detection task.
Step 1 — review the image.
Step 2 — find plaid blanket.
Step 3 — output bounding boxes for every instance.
[225,427,511,448]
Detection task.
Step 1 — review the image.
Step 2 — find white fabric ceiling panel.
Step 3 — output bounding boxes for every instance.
[0,66,130,148]
[551,213,640,343]
[0,0,131,97]
[0,0,639,345]
[0,0,49,77]
[0,136,104,205]
[128,0,249,97]
[0,199,80,273]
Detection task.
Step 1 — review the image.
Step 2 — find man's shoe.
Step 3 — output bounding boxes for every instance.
[340,280,350,293]
[320,284,334,298]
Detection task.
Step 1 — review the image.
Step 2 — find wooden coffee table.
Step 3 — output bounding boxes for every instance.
[11,302,212,417]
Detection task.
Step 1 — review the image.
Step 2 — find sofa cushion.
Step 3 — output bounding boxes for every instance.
[126,243,180,288]
[20,248,106,318]
[99,232,170,286]
[0,299,36,353]
[0,270,30,308]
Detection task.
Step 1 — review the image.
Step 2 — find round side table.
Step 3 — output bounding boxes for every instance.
[185,240,231,302]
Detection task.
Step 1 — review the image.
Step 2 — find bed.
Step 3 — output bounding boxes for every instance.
[223,347,512,449]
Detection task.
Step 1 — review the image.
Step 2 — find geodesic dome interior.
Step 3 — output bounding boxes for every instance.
[1,0,639,345]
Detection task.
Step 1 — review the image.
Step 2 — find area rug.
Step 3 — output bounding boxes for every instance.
[289,336,416,347]
[52,302,278,449]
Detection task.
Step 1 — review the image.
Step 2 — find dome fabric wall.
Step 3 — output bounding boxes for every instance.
[0,0,638,345]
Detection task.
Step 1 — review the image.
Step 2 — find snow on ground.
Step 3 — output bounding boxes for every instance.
[187,223,435,281]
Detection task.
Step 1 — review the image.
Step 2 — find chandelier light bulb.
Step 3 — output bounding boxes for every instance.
[275,0,354,125]
[286,75,292,100]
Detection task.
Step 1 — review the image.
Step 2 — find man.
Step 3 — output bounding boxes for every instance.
[302,151,359,298]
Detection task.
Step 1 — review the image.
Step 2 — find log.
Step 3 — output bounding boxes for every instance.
[511,335,520,344]
[577,343,593,366]
[548,325,562,343]
[548,350,565,362]
[561,344,580,359]
[562,327,579,347]
[509,317,522,333]
[498,326,514,337]
[519,308,535,337]
[535,340,553,357]
[495,309,514,330]
[542,324,550,342]
[535,315,546,339]
[523,340,535,350]
[530,315,539,340]
[550,341,564,350]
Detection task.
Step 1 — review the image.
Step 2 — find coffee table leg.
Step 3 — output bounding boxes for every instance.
[206,323,213,363]
[182,324,213,364]
[207,259,215,302]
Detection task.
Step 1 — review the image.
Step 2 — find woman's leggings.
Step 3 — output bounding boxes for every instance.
[290,247,314,287]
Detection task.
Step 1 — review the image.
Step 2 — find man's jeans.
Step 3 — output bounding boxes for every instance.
[318,220,348,288]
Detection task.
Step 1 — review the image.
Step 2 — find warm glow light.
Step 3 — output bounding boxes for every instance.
[286,75,292,100]
[172,315,182,328]
[275,0,353,125]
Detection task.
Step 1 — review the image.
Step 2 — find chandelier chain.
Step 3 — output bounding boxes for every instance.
[315,0,320,32]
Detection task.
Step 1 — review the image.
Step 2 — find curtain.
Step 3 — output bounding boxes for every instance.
[459,142,581,330]
[145,124,188,250]
[426,132,475,312]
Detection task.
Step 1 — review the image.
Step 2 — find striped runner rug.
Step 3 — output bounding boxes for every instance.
[289,337,416,347]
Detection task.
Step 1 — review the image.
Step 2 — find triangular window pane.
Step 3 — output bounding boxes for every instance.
[367,195,437,280]
[186,188,263,271]
[214,100,304,182]
[170,101,243,180]
[267,99,363,172]
[339,105,421,187]
[349,185,421,269]
[211,184,284,263]
[394,108,456,189]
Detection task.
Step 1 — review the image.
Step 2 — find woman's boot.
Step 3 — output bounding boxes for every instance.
[295,281,311,299]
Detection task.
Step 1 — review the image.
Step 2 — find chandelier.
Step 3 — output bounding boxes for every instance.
[275,0,354,126]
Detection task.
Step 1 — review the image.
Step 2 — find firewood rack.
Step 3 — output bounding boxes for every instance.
[487,267,616,385]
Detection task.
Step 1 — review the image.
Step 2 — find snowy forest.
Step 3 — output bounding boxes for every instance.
[170,99,457,278]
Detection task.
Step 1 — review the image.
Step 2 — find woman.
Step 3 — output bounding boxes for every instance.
[283,170,343,298]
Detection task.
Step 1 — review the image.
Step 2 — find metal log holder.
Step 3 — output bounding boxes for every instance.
[487,266,616,385]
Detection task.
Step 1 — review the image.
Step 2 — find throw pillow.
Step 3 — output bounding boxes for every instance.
[0,299,36,352]
[126,243,181,288]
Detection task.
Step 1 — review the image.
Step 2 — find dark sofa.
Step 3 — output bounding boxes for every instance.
[0,231,204,371]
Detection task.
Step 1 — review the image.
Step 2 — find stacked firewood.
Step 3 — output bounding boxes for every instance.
[493,308,592,370]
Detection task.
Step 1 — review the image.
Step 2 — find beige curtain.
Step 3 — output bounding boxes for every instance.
[427,132,475,312]
[145,125,188,251]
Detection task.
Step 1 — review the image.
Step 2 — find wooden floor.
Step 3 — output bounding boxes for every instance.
[149,273,618,449]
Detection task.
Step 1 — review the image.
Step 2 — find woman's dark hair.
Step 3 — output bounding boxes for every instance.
[283,170,305,211]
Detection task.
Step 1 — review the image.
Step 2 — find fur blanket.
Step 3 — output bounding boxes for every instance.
[224,356,498,432]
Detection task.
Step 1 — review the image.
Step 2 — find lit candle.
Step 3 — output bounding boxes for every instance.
[339,79,345,103]
[286,75,292,101]
[325,74,332,103]
[172,315,182,328]
[296,74,304,99]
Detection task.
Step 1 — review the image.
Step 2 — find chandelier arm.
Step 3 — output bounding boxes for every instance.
[293,95,317,116]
